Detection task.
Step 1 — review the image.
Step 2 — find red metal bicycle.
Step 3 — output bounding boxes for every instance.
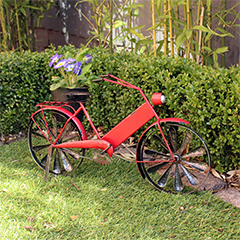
[28,74,211,194]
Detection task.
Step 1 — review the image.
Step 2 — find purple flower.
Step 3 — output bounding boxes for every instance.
[73,61,82,76]
[84,54,92,64]
[66,57,75,64]
[49,53,62,67]
[65,63,75,72]
[53,59,68,69]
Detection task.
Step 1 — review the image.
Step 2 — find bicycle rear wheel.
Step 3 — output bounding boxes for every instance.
[28,109,85,175]
[137,122,210,194]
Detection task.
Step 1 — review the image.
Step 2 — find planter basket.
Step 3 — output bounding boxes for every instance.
[51,87,91,121]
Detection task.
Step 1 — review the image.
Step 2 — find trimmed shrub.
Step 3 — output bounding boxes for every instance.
[0,46,239,172]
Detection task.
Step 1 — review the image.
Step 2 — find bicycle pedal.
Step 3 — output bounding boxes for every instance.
[93,151,111,165]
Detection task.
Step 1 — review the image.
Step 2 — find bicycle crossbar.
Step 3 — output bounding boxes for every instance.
[53,139,114,157]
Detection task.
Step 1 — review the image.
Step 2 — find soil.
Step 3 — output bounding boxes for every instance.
[1,135,240,209]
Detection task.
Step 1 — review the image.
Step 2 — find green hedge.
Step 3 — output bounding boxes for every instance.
[0,46,239,172]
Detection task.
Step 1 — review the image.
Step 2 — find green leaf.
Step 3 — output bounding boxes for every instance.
[176,29,186,49]
[76,48,90,62]
[81,64,92,76]
[206,0,212,11]
[214,46,228,54]
[202,46,212,52]
[138,39,153,45]
[50,79,67,91]
[64,52,72,59]
[217,28,234,38]
[139,46,146,54]
[129,29,146,39]
[193,25,211,33]
[51,76,63,82]
[186,29,193,40]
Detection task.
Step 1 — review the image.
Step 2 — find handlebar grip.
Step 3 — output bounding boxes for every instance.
[100,74,109,78]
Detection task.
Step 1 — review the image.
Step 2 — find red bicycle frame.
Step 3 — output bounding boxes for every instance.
[32,74,189,162]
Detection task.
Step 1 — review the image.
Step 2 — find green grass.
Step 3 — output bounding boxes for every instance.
[0,138,240,239]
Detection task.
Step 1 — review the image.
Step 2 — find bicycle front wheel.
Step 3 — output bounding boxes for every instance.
[137,122,211,194]
[28,109,85,175]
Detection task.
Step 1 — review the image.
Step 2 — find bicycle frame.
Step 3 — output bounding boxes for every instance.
[31,74,190,162]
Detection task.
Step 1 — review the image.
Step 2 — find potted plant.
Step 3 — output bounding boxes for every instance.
[49,47,96,103]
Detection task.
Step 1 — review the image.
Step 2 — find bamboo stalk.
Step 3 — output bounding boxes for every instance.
[152,0,157,57]
[186,0,190,58]
[25,17,30,50]
[14,0,22,51]
[168,0,173,56]
[129,0,133,51]
[196,0,202,49]
[175,1,180,56]
[164,0,168,55]
[197,7,205,64]
[0,0,7,51]
[207,0,212,50]
[30,0,35,51]
[110,0,113,53]
[189,0,195,60]
[182,2,187,57]
[221,0,226,67]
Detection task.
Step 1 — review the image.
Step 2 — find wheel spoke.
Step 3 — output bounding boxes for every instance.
[38,117,51,140]
[153,134,169,151]
[62,148,82,160]
[182,146,206,158]
[164,125,178,152]
[32,130,46,139]
[147,162,170,174]
[52,114,58,137]
[181,160,208,172]
[59,149,73,172]
[62,132,80,142]
[53,150,61,174]
[178,131,192,155]
[32,144,50,152]
[174,164,183,192]
[40,154,48,166]
[144,149,170,159]
[158,163,173,187]
[59,123,71,142]
[180,164,197,186]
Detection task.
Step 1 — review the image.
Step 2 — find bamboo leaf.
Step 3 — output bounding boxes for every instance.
[204,32,213,43]
[112,20,127,29]
[193,25,211,33]
[132,25,145,30]
[176,28,186,49]
[186,29,193,40]
[138,39,153,45]
[206,0,212,11]
[214,46,228,54]
[202,46,212,52]
[139,46,146,54]
[129,29,146,39]
[217,28,234,38]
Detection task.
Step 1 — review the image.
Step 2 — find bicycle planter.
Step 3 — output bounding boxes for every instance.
[28,74,211,194]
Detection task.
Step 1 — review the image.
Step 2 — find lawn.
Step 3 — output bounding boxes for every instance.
[0,138,239,239]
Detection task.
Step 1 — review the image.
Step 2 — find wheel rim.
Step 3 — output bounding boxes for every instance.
[28,109,85,175]
[138,123,210,194]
